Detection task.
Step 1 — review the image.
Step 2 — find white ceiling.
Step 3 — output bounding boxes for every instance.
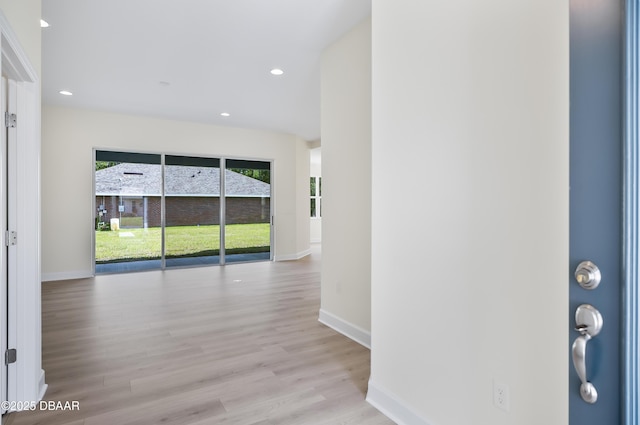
[41,0,371,141]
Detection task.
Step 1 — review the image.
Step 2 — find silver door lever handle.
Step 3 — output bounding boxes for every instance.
[572,304,603,404]
[572,331,597,404]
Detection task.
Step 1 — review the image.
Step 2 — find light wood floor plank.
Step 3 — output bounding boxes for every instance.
[4,246,393,425]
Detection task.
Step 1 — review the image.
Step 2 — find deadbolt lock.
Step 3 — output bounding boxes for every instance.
[574,261,601,290]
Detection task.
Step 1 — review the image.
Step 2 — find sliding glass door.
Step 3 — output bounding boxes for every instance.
[224,160,272,264]
[165,155,221,267]
[95,151,162,273]
[95,150,271,273]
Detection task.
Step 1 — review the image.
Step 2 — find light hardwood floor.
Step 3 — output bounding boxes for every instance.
[5,246,393,425]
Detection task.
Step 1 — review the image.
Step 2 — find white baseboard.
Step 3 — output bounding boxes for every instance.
[311,238,322,243]
[274,248,312,262]
[318,308,371,349]
[42,270,93,282]
[366,380,432,425]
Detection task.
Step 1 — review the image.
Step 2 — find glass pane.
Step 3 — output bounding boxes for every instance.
[165,155,221,268]
[319,177,322,196]
[310,177,316,196]
[225,160,271,263]
[95,151,162,273]
[311,198,317,217]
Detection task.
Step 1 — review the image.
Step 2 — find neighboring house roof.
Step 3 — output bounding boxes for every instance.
[95,163,270,197]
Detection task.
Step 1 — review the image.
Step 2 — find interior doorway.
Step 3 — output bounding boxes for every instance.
[0,76,9,418]
[0,11,46,418]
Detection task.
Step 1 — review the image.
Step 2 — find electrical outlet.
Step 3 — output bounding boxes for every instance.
[493,380,510,412]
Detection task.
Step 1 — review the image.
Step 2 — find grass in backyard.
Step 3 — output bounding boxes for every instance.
[96,223,270,263]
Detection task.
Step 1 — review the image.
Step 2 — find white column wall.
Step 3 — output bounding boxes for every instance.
[368,1,569,424]
[320,18,372,345]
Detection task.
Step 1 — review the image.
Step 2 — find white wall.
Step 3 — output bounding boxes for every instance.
[0,0,41,75]
[368,1,569,425]
[319,18,372,346]
[42,105,310,280]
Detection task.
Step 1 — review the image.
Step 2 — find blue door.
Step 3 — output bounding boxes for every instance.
[570,0,622,423]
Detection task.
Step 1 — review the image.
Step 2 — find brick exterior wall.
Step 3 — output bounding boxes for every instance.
[96,196,270,228]
[226,197,271,224]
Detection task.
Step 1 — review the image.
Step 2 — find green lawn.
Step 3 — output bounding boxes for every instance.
[96,223,270,263]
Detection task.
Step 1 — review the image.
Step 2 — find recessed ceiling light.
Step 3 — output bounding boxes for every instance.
[270,68,284,76]
[59,90,73,96]
[220,112,230,117]
[159,81,171,86]
[40,19,50,28]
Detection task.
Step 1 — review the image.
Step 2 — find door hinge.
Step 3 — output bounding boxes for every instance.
[5,230,16,246]
[5,349,16,365]
[4,112,16,128]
